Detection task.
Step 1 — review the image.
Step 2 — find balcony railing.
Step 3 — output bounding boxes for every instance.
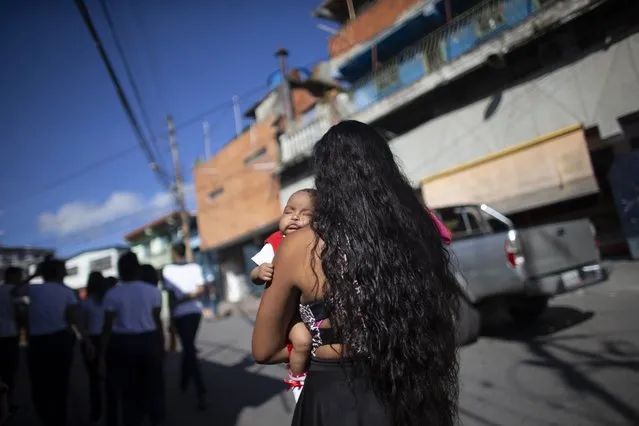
[280,113,333,164]
[279,0,577,166]
[350,0,553,112]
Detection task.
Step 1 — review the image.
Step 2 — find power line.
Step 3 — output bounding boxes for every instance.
[168,84,268,135]
[0,145,139,210]
[25,157,279,249]
[96,0,167,171]
[2,49,323,209]
[74,0,172,191]
[129,0,170,115]
[0,85,267,211]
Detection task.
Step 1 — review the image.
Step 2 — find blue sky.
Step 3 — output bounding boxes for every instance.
[0,0,330,256]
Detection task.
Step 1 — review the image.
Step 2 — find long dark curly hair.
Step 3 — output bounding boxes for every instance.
[311,120,459,426]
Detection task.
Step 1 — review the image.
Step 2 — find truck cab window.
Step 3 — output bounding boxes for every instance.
[486,218,510,233]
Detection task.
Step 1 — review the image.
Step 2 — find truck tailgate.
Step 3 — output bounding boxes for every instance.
[518,219,599,278]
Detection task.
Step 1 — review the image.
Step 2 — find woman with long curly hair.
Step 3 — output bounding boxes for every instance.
[252,120,459,426]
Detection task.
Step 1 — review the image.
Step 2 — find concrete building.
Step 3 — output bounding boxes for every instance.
[0,245,54,282]
[193,63,336,302]
[123,211,205,273]
[63,246,128,293]
[279,0,639,255]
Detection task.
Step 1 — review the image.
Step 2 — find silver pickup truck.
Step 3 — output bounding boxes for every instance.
[439,204,607,345]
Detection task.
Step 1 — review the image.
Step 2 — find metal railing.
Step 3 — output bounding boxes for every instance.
[349,0,553,112]
[279,112,333,164]
[278,0,564,164]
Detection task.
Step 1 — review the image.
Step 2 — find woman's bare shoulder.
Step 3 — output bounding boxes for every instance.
[280,227,321,255]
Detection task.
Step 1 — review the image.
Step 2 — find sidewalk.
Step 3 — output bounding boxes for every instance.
[216,293,262,318]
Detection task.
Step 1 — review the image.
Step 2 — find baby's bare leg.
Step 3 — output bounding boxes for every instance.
[288,322,312,376]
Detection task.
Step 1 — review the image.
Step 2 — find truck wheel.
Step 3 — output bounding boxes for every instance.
[457,296,481,347]
[508,297,549,324]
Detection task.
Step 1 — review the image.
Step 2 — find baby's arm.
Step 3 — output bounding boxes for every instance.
[287,322,313,376]
[251,263,274,286]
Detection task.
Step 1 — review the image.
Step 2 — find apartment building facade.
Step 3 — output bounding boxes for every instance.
[280,0,639,254]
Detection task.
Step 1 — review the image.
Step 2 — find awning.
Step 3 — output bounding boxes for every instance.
[337,2,444,82]
[421,125,600,214]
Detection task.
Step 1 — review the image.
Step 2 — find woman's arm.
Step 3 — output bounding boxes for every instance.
[252,235,302,364]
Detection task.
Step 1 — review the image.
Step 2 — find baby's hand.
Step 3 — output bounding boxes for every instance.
[257,263,274,282]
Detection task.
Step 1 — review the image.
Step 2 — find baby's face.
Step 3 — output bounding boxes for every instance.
[279,191,314,236]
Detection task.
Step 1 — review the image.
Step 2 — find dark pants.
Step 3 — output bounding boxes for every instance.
[82,336,118,424]
[28,331,75,426]
[0,336,19,403]
[108,332,164,426]
[174,313,207,397]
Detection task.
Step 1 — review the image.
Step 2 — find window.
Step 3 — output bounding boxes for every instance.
[89,256,112,272]
[66,266,79,276]
[208,187,224,201]
[374,63,400,94]
[435,207,485,238]
[243,147,267,165]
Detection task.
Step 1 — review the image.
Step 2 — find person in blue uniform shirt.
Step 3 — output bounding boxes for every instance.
[162,243,208,410]
[26,257,92,426]
[100,251,165,426]
[0,267,23,416]
[80,271,117,425]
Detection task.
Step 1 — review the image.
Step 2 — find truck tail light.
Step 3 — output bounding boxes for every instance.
[505,231,524,268]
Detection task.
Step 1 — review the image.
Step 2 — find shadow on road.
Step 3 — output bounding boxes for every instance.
[483,306,596,341]
[163,352,286,426]
[468,305,639,425]
[10,347,286,426]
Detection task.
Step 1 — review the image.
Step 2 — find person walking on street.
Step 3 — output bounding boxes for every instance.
[162,243,208,410]
[100,252,165,426]
[80,271,117,425]
[25,258,93,426]
[0,267,23,416]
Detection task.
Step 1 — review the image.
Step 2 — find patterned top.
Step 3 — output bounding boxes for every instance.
[298,300,339,357]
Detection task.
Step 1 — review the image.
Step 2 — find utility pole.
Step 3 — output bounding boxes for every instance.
[167,115,193,262]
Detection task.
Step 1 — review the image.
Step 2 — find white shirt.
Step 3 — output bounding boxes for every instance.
[162,263,204,318]
[104,281,162,334]
[251,243,275,266]
[0,284,19,338]
[28,282,78,336]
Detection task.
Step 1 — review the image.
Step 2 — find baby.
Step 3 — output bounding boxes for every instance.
[250,189,315,401]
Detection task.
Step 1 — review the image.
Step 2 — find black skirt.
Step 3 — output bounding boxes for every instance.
[292,358,392,426]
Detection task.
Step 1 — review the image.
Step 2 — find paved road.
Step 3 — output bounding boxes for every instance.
[8,261,639,426]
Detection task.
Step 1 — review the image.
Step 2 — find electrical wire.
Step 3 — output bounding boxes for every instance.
[1,47,322,209]
[97,0,168,172]
[74,0,172,191]
[0,145,139,210]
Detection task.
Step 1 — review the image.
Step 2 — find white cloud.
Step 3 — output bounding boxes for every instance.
[38,184,195,237]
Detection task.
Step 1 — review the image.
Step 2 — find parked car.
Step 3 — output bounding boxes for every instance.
[437,204,606,345]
